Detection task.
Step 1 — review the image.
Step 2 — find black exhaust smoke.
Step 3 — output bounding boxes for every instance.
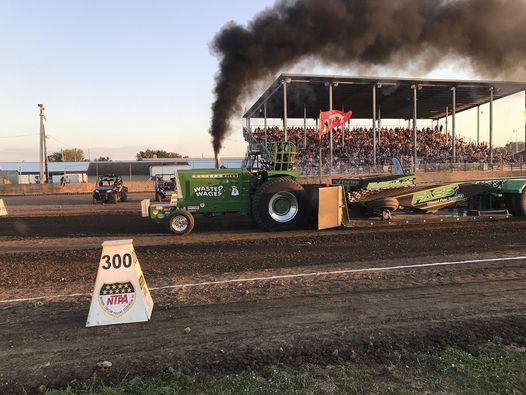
[209,0,526,155]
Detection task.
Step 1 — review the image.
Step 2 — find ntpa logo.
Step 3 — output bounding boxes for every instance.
[98,282,136,318]
[231,186,239,196]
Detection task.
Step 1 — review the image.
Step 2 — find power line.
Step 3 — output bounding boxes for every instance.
[46,134,74,149]
[0,133,39,139]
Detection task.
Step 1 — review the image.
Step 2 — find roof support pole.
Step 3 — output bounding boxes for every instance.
[372,85,377,167]
[378,106,382,134]
[489,87,494,164]
[477,106,480,145]
[264,102,268,149]
[341,105,345,146]
[283,80,288,141]
[412,85,417,171]
[445,106,449,145]
[317,115,321,180]
[524,91,526,152]
[329,83,333,170]
[452,87,456,163]
[303,104,307,149]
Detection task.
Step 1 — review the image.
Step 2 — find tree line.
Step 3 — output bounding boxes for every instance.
[47,149,187,162]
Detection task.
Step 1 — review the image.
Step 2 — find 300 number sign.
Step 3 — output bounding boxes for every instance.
[101,253,133,270]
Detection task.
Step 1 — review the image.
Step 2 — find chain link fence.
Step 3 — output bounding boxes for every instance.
[297,160,526,177]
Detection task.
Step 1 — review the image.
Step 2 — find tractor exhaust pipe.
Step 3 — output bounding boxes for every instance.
[214,153,220,169]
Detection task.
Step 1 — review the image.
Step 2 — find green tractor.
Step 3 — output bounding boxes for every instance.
[143,140,526,235]
[144,142,308,235]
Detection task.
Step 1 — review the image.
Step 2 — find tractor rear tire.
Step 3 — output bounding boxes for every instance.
[504,194,520,216]
[168,209,195,235]
[120,191,128,202]
[252,177,306,231]
[367,198,400,216]
[519,190,526,216]
[515,188,526,217]
[506,190,526,217]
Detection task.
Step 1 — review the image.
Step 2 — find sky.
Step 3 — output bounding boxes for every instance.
[0,0,525,162]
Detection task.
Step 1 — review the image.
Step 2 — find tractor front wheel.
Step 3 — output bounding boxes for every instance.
[252,177,306,231]
[168,209,195,235]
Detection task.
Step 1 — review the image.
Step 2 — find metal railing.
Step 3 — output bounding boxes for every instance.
[296,161,526,177]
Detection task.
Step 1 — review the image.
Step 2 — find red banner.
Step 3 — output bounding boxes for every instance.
[319,110,353,135]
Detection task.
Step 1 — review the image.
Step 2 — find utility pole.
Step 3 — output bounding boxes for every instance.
[43,126,49,182]
[38,104,46,183]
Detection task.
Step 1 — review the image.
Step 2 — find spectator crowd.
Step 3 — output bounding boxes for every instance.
[250,126,516,170]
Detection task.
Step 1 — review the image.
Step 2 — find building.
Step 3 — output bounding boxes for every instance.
[0,157,244,184]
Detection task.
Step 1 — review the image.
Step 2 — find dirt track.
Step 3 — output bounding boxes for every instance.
[0,195,525,393]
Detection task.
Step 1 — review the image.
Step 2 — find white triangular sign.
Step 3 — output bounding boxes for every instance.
[0,199,7,216]
[86,239,154,327]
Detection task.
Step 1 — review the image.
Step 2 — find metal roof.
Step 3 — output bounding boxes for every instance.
[0,162,90,173]
[244,73,526,121]
[0,159,245,175]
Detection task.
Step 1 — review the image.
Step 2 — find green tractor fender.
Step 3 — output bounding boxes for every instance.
[500,179,526,217]
[499,179,526,194]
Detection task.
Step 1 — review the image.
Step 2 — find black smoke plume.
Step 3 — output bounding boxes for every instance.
[210,0,526,154]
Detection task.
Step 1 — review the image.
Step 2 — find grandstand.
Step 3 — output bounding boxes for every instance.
[243,74,526,172]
